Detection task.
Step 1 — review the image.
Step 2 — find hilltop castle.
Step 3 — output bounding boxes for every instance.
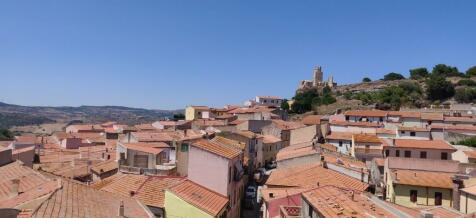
[298,66,337,90]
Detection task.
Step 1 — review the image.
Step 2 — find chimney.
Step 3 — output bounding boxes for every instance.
[420,211,433,218]
[10,179,20,197]
[118,200,125,217]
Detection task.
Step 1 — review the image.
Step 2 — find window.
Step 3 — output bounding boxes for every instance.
[404,150,411,158]
[441,152,448,160]
[396,150,400,157]
[420,151,427,159]
[401,131,405,134]
[339,141,343,147]
[410,190,418,203]
[181,143,189,152]
[435,192,442,205]
[385,150,390,157]
[410,132,416,136]
[228,167,232,183]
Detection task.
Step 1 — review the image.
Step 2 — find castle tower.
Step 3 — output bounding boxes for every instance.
[313,66,323,86]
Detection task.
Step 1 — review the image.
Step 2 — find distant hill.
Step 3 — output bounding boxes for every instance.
[0,102,183,129]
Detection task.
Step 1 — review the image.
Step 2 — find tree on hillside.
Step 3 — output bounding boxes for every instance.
[280,100,290,111]
[291,89,319,114]
[432,64,461,77]
[425,75,455,101]
[383,72,405,81]
[362,77,371,82]
[457,79,476,87]
[455,88,476,103]
[409,68,429,80]
[466,66,476,76]
[0,129,13,140]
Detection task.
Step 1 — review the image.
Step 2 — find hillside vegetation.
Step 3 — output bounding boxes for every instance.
[291,64,476,114]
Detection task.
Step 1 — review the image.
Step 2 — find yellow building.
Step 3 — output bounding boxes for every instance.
[164,180,228,218]
[185,106,210,121]
[460,183,476,214]
[385,169,454,208]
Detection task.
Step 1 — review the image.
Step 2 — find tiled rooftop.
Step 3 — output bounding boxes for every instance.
[390,169,454,189]
[344,110,388,117]
[266,163,368,191]
[326,132,353,141]
[31,179,153,218]
[353,134,381,143]
[392,139,456,150]
[301,115,322,125]
[96,173,185,209]
[192,139,242,159]
[302,186,399,218]
[167,180,228,216]
[276,144,318,161]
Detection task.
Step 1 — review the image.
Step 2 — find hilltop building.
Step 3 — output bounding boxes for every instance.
[298,66,337,91]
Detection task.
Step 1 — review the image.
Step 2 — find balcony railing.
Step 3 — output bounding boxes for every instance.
[119,164,176,176]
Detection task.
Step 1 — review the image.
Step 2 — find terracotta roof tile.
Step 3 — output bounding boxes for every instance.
[319,143,337,152]
[228,106,275,114]
[444,116,476,123]
[90,160,118,175]
[392,139,456,150]
[398,126,430,132]
[168,180,228,216]
[330,121,383,128]
[31,179,152,218]
[262,135,282,144]
[211,136,246,151]
[421,112,444,121]
[325,132,353,141]
[461,184,476,195]
[464,150,476,159]
[276,145,318,161]
[391,169,454,189]
[387,111,421,118]
[266,164,368,191]
[302,115,322,125]
[121,142,168,155]
[271,120,306,130]
[260,188,306,202]
[376,128,396,135]
[191,139,242,159]
[353,134,381,143]
[302,186,399,218]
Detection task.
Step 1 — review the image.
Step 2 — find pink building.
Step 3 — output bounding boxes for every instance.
[188,139,244,218]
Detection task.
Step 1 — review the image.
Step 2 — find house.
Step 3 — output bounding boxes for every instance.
[254,96,284,107]
[301,115,329,138]
[228,106,285,121]
[430,124,476,142]
[383,139,457,160]
[9,135,44,149]
[387,111,421,127]
[92,173,185,217]
[262,135,282,164]
[444,116,476,126]
[152,120,192,130]
[27,179,155,217]
[383,157,460,208]
[134,123,158,131]
[164,180,229,218]
[0,147,13,166]
[329,120,383,134]
[90,160,118,181]
[0,161,59,210]
[451,145,476,164]
[460,184,476,214]
[325,132,353,155]
[276,143,320,169]
[376,128,396,138]
[186,106,211,120]
[262,163,368,218]
[12,146,35,168]
[396,126,431,140]
[262,120,306,147]
[344,110,388,123]
[351,134,383,162]
[188,139,244,218]
[65,124,104,133]
[234,120,272,133]
[116,142,175,175]
[301,186,409,218]
[385,168,455,208]
[421,112,444,126]
[216,131,262,173]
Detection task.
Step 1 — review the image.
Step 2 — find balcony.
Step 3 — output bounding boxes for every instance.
[119,163,176,176]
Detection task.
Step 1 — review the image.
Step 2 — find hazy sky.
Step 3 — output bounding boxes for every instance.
[1,1,475,109]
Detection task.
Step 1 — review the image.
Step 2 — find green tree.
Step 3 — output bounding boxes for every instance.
[456,137,476,147]
[457,79,476,87]
[455,88,476,103]
[383,72,405,81]
[0,129,13,140]
[172,113,185,121]
[409,68,429,80]
[432,64,461,77]
[362,77,371,82]
[291,88,319,114]
[280,100,290,111]
[425,75,455,101]
[466,66,476,76]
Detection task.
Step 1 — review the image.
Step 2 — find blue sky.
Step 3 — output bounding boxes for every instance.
[1,1,475,109]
